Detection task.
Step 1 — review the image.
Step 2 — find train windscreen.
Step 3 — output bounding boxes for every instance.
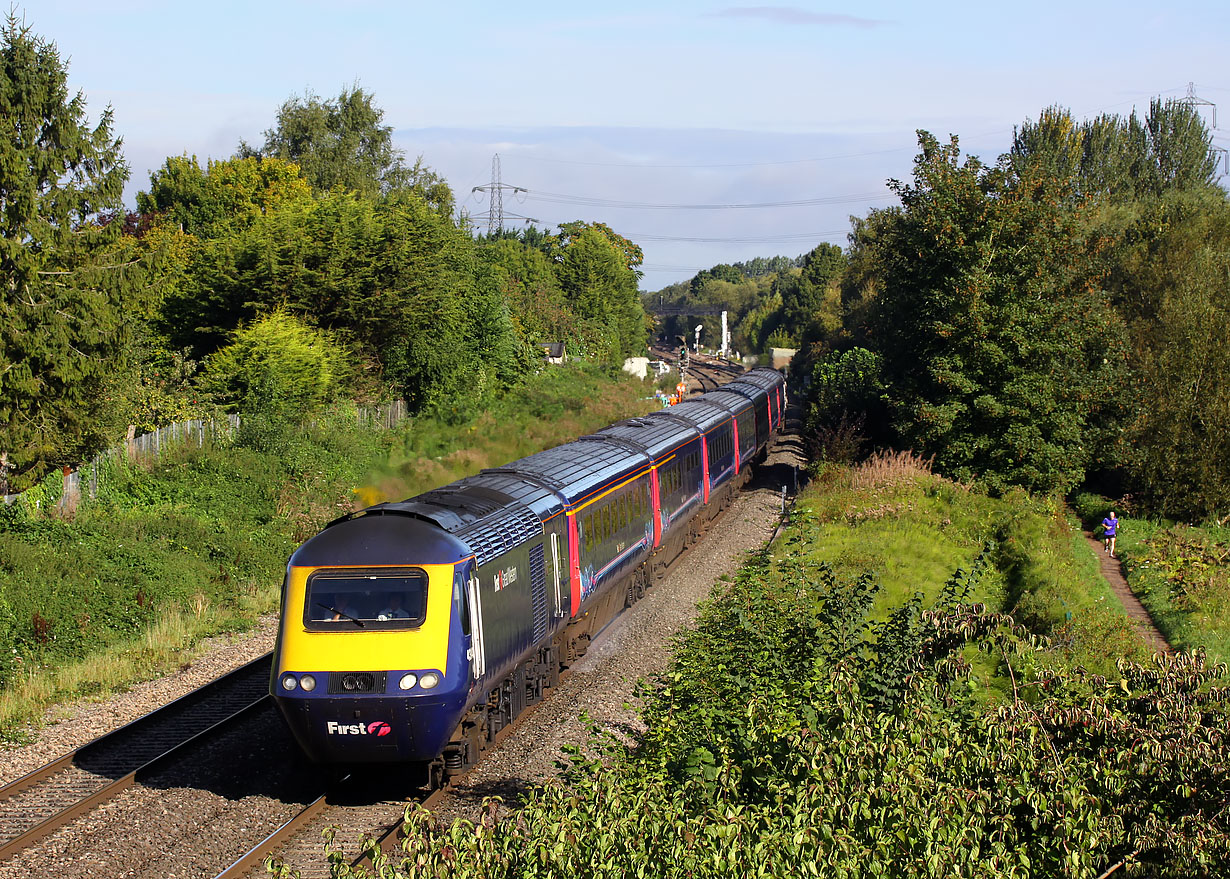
[303,568,428,630]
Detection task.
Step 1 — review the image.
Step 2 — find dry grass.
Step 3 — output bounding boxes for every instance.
[848,450,937,490]
[0,603,199,737]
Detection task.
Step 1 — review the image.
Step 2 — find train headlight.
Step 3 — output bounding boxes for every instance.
[299,674,317,692]
[419,671,441,690]
[280,674,298,691]
[399,673,418,690]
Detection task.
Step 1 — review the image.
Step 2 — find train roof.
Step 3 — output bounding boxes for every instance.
[661,397,733,432]
[461,471,566,521]
[736,367,784,388]
[693,389,754,415]
[484,438,649,507]
[720,379,770,404]
[589,414,699,459]
[291,512,471,568]
[391,483,545,567]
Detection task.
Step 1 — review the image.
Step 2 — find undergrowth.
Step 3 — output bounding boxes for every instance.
[308,510,1230,879]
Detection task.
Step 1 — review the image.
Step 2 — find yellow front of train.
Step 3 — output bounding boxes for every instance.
[271,512,476,763]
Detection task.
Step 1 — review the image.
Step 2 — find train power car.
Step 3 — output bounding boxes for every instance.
[270,367,786,780]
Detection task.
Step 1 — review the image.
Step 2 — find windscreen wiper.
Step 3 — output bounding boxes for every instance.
[317,603,365,627]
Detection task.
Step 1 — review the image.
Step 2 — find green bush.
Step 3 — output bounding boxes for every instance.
[199,309,350,418]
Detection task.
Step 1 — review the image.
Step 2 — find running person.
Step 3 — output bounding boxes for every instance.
[1101,511,1119,558]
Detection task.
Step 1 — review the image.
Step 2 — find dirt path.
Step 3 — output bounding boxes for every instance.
[1084,532,1172,655]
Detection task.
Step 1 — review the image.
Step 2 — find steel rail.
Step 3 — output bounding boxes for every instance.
[0,653,273,861]
[214,790,332,879]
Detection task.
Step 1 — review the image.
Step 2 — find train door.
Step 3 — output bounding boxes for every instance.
[649,467,662,547]
[700,435,711,503]
[732,416,741,474]
[465,566,486,680]
[550,531,565,619]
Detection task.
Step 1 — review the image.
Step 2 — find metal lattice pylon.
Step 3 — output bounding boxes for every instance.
[471,154,534,235]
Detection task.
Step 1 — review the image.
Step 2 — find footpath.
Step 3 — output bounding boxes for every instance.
[1084,533,1172,655]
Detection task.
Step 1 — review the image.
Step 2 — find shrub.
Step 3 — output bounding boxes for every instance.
[199,309,350,418]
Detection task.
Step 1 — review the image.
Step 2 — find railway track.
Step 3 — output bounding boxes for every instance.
[217,713,535,879]
[0,654,275,862]
[0,592,650,878]
[647,345,745,394]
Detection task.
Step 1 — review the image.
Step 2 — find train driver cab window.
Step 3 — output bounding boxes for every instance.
[304,568,428,631]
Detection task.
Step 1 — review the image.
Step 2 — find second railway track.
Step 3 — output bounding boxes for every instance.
[0,654,277,861]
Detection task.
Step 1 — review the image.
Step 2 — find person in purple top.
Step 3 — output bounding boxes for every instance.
[1101,511,1119,558]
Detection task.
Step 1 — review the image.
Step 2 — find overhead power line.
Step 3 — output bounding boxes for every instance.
[520,189,891,210]
[512,144,914,169]
[626,229,850,243]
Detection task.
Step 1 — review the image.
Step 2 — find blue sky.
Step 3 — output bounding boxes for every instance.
[24,1,1230,291]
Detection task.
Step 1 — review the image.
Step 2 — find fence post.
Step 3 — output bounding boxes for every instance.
[58,465,80,518]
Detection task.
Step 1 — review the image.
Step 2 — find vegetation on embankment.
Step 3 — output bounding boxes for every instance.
[1072,493,1230,664]
[0,365,653,743]
[324,457,1230,879]
[804,454,1150,675]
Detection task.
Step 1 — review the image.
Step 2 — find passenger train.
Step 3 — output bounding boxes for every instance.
[271,367,786,780]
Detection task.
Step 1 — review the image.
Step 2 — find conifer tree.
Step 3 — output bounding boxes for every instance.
[0,14,139,490]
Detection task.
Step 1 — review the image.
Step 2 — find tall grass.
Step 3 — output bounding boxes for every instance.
[790,464,1151,676]
[356,365,655,505]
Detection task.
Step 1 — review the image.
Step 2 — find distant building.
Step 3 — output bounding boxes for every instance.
[622,356,651,379]
[538,342,566,364]
[769,347,797,372]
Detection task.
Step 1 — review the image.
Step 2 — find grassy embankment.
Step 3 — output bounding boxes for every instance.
[799,454,1154,677]
[0,365,655,743]
[1071,492,1230,664]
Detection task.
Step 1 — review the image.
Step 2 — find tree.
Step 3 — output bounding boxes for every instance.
[240,86,453,212]
[777,242,846,339]
[483,237,576,348]
[554,225,646,362]
[162,188,525,411]
[556,221,644,277]
[1112,190,1230,520]
[137,155,312,238]
[689,263,741,294]
[1011,100,1219,203]
[0,14,141,490]
[862,132,1127,494]
[199,310,348,417]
